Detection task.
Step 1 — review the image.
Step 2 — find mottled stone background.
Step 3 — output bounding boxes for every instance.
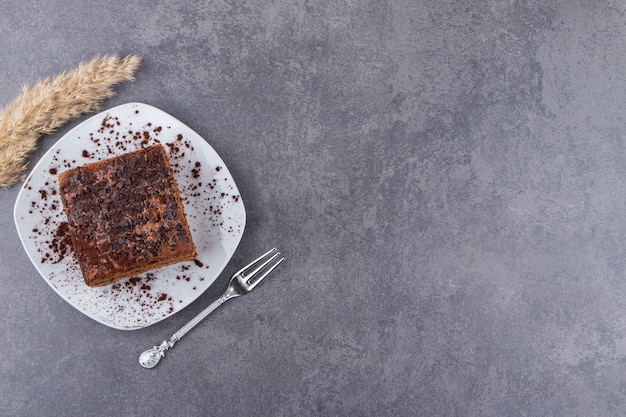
[2,0,626,416]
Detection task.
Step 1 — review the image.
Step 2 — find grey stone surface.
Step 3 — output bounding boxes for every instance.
[2,0,626,415]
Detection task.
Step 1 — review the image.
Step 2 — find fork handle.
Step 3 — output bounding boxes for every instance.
[139,293,233,368]
[174,293,230,339]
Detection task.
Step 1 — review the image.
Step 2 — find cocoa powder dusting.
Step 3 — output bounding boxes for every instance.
[44,222,73,264]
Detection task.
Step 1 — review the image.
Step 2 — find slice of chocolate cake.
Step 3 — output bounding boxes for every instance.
[58,144,197,287]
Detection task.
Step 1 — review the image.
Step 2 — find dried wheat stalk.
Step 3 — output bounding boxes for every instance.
[0,54,141,187]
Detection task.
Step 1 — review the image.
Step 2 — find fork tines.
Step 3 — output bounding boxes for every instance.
[238,248,285,289]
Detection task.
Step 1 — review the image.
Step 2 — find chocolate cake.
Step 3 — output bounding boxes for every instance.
[58,144,197,287]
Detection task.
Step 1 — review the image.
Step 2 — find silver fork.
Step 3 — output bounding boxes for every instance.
[139,248,285,368]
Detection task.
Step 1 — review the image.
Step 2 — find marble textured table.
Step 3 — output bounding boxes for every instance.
[2,1,626,416]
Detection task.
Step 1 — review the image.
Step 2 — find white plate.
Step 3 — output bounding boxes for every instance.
[14,103,246,330]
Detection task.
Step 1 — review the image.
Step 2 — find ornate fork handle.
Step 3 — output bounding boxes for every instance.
[139,294,231,368]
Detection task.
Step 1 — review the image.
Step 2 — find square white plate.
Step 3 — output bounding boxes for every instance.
[14,102,246,330]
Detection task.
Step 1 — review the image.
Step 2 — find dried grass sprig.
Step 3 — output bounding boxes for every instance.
[0,54,141,187]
